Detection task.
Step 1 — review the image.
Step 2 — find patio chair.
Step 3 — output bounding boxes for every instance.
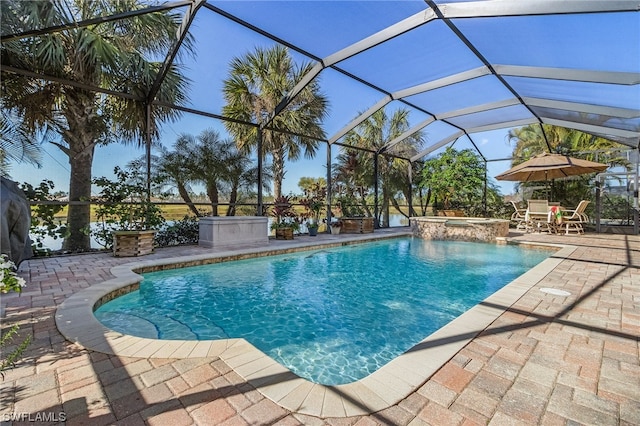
[510,201,527,229]
[525,199,552,233]
[557,200,590,235]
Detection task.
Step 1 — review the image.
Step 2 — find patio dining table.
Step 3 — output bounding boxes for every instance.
[525,203,565,233]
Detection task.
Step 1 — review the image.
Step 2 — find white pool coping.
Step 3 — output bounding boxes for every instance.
[55,234,576,417]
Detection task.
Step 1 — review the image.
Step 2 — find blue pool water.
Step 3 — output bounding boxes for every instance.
[95,238,550,385]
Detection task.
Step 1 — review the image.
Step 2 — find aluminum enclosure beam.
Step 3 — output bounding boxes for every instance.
[541,118,640,142]
[1,65,142,101]
[392,66,490,99]
[380,117,435,154]
[328,95,393,144]
[271,9,437,127]
[324,9,438,67]
[147,0,206,103]
[436,99,521,120]
[465,118,539,134]
[440,0,640,18]
[411,130,465,162]
[426,1,547,143]
[523,97,640,119]
[495,65,640,85]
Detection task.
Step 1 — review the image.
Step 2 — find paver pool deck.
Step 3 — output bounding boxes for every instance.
[1,228,638,425]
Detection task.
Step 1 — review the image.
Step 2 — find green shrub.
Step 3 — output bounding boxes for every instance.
[155,216,200,246]
[21,180,68,256]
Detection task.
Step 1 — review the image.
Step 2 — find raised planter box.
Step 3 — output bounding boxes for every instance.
[341,217,374,234]
[199,216,269,249]
[275,227,294,240]
[113,230,156,257]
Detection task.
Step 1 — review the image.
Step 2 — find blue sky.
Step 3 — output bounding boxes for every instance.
[13,1,635,197]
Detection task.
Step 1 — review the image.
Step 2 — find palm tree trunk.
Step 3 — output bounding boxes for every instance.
[272,147,285,200]
[62,142,94,252]
[390,197,408,219]
[382,180,391,227]
[227,180,239,216]
[176,183,200,216]
[207,183,219,216]
[61,92,96,252]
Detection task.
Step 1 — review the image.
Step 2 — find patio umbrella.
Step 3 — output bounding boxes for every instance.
[495,152,608,182]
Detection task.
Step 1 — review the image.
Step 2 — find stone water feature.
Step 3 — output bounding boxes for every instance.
[410,217,509,242]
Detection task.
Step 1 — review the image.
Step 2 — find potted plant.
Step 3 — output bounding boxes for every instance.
[270,195,299,240]
[329,218,343,235]
[93,166,165,256]
[300,186,325,237]
[335,195,374,234]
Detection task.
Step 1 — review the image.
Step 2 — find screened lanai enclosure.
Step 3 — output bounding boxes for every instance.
[2,0,639,252]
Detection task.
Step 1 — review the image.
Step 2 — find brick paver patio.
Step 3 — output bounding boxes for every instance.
[1,229,638,425]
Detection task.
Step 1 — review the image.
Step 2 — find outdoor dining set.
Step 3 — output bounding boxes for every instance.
[510,199,590,235]
[496,152,607,236]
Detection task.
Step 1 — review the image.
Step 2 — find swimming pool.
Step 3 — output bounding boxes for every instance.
[95,237,549,385]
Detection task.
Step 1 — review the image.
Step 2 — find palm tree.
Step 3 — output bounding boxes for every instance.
[0,109,43,178]
[340,108,424,226]
[1,0,192,251]
[157,129,271,217]
[181,130,233,217]
[508,124,626,202]
[155,141,200,217]
[221,45,328,199]
[508,124,623,163]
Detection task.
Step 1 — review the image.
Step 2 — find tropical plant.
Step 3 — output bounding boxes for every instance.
[270,194,299,231]
[156,129,270,217]
[419,147,485,215]
[0,254,26,294]
[1,0,193,252]
[299,181,326,225]
[222,45,328,199]
[298,177,326,195]
[332,150,372,217]
[155,216,199,246]
[217,139,271,217]
[92,166,166,249]
[20,180,68,256]
[507,124,627,203]
[0,109,42,177]
[155,143,201,217]
[339,108,424,226]
[0,254,30,379]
